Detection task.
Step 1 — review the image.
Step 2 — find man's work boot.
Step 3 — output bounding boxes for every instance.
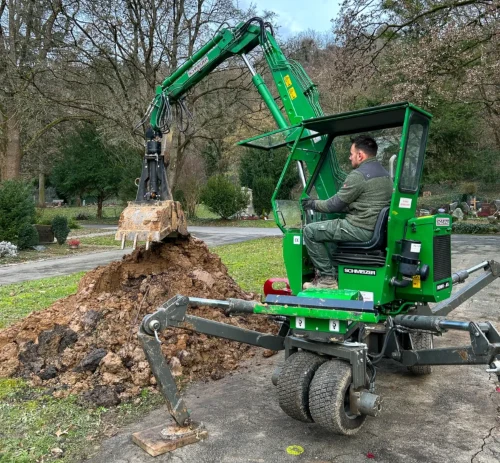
[303,275,338,290]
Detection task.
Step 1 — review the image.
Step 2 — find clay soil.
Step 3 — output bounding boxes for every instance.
[0,237,277,406]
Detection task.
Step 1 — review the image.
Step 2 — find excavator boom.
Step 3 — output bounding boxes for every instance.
[116,17,337,248]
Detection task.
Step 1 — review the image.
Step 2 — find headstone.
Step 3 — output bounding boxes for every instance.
[452,208,464,221]
[34,225,54,244]
[478,203,493,217]
[242,188,254,216]
[461,202,470,214]
[449,202,458,212]
[494,200,500,211]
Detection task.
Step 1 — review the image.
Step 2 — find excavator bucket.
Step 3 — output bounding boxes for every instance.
[115,200,188,249]
[116,127,189,249]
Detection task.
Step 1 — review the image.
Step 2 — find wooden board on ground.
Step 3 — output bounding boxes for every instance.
[132,422,208,456]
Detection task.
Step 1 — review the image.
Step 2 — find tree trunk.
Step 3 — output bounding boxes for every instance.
[1,112,22,180]
[97,195,103,219]
[38,172,45,206]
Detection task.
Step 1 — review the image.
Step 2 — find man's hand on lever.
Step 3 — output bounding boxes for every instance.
[301,196,316,211]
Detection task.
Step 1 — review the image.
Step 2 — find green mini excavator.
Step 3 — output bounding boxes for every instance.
[133,17,500,448]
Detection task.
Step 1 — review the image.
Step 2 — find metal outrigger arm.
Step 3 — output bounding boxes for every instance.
[392,260,500,375]
[394,314,500,371]
[431,260,500,317]
[138,295,286,426]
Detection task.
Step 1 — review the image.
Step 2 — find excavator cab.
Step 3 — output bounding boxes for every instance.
[239,102,449,305]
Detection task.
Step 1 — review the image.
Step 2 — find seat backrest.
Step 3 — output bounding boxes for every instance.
[336,206,389,252]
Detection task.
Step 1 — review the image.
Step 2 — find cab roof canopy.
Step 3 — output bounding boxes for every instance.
[239,102,432,151]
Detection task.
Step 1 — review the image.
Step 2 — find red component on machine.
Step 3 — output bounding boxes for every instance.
[263,278,292,296]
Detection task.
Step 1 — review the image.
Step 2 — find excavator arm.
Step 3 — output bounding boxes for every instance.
[116,17,341,249]
[148,17,322,132]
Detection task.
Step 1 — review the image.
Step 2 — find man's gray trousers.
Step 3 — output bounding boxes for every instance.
[303,219,373,277]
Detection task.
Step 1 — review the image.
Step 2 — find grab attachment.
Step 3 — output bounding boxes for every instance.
[115,127,189,250]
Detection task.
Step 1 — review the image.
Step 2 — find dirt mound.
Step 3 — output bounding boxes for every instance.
[0,237,277,406]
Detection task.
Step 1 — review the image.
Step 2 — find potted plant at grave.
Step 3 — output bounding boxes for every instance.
[68,239,80,249]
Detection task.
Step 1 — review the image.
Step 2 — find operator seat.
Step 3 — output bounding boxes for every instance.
[330,207,389,267]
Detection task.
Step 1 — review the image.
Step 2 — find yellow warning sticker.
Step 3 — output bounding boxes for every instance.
[284,75,292,87]
[412,275,421,288]
[288,87,297,100]
[286,445,304,456]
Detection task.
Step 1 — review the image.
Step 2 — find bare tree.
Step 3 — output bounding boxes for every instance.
[333,0,500,149]
[0,0,76,180]
[30,0,266,192]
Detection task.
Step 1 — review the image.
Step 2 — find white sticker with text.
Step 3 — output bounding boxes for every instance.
[410,243,421,253]
[399,197,412,209]
[187,56,209,77]
[360,291,374,302]
[436,217,450,227]
[329,319,340,332]
[293,236,301,245]
[296,317,305,329]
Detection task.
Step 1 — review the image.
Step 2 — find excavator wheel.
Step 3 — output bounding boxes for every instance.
[309,359,366,435]
[407,332,433,375]
[277,351,326,423]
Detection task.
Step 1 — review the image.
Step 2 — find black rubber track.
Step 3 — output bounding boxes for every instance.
[407,331,433,375]
[277,351,326,423]
[309,359,366,435]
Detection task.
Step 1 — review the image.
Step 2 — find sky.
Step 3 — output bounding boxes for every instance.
[238,0,342,38]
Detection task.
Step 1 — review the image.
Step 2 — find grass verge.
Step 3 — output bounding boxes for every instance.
[0,237,284,462]
[0,273,85,329]
[36,206,124,223]
[212,236,285,293]
[0,379,164,463]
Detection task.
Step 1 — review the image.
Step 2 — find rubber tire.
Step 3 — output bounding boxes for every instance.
[309,359,366,435]
[277,351,327,423]
[407,332,433,375]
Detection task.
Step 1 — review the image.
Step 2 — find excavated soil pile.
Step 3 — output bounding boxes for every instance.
[0,237,277,406]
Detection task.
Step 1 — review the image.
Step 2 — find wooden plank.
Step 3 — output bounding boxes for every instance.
[132,422,208,457]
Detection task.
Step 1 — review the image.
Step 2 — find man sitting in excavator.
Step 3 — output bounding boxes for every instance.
[301,135,393,289]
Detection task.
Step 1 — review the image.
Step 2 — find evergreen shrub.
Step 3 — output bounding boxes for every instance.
[51,216,71,245]
[0,180,36,243]
[18,224,40,249]
[200,176,248,219]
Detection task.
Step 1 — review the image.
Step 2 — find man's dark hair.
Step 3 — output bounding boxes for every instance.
[351,135,378,157]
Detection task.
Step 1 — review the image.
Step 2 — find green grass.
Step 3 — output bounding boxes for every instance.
[0,273,85,328]
[79,235,118,246]
[192,203,277,227]
[0,378,164,463]
[194,203,219,219]
[211,236,285,293]
[36,205,124,223]
[36,204,278,228]
[0,379,107,463]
